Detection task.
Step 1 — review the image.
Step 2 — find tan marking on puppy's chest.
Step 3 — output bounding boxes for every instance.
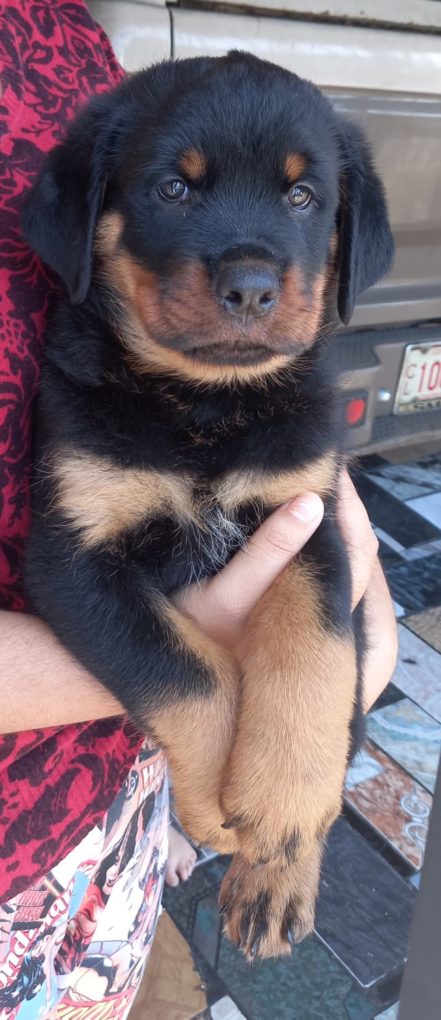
[214,452,337,512]
[52,450,337,550]
[53,452,196,548]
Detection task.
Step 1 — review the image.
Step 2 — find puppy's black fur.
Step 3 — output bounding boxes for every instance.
[22,52,393,957]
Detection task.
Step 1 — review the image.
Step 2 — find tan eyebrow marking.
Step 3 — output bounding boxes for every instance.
[284,153,306,182]
[179,148,207,182]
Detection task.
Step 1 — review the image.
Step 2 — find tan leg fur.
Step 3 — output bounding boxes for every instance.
[216,561,357,955]
[222,562,356,860]
[146,601,240,857]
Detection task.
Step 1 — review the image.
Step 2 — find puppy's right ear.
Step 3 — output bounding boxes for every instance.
[21,93,120,304]
[336,119,394,325]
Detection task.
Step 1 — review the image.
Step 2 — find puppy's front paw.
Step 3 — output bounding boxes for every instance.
[219,844,321,961]
[174,797,239,856]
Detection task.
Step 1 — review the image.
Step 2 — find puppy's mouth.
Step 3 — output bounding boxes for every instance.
[148,318,300,368]
[182,341,274,366]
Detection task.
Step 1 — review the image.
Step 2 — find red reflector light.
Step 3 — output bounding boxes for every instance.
[345,396,367,426]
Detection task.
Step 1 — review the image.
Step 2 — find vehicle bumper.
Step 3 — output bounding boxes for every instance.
[338,324,441,452]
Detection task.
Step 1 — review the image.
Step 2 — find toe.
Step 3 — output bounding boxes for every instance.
[165,869,180,888]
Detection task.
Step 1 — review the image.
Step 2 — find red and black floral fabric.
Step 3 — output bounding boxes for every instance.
[0,1,144,902]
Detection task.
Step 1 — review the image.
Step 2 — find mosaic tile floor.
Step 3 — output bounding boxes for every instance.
[345,742,432,869]
[135,449,441,1020]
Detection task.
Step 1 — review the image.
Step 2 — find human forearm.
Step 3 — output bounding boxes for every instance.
[0,610,123,733]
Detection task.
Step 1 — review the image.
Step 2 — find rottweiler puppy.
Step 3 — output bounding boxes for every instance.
[22,51,393,960]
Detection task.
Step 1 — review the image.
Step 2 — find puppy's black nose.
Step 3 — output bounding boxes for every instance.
[216,262,280,321]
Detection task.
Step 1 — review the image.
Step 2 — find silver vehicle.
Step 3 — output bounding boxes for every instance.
[89,0,441,451]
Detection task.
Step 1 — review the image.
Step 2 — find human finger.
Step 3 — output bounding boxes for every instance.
[181,492,324,646]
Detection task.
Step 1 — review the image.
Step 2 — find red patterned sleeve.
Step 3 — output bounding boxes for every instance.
[0,2,145,904]
[0,0,124,609]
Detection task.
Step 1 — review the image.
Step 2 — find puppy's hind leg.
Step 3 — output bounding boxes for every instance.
[147,601,242,856]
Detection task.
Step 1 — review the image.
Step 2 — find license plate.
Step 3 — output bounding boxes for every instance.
[394,342,441,414]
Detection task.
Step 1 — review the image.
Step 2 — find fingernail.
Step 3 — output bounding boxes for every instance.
[285,493,323,523]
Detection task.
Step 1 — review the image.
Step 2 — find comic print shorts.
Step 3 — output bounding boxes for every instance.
[0,741,168,1020]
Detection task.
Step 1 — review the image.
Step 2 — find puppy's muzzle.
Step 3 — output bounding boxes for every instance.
[216,261,280,323]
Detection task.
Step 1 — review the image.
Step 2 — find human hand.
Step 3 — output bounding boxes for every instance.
[179,472,397,709]
[179,491,324,649]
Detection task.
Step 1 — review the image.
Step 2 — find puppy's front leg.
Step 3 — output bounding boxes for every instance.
[26,525,239,855]
[146,601,242,854]
[220,528,357,956]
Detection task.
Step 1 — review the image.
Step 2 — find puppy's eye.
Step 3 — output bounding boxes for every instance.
[157,179,189,203]
[288,184,312,209]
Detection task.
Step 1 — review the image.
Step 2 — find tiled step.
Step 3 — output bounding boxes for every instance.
[367,458,441,502]
[367,697,441,793]
[353,473,440,547]
[211,998,246,1019]
[385,554,441,613]
[405,605,441,654]
[316,819,415,989]
[345,741,432,869]
[216,929,374,1020]
[393,625,441,722]
[406,491,441,529]
[375,1006,399,1020]
[192,1000,246,1020]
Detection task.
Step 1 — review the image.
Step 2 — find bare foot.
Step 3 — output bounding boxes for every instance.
[165,826,198,888]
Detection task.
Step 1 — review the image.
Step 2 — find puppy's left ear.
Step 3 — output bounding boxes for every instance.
[336,120,394,325]
[21,92,120,304]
